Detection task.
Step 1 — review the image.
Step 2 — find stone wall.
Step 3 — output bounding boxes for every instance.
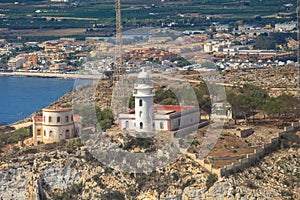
[237,128,254,138]
[194,122,300,178]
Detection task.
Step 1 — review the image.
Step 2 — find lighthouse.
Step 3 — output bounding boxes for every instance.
[118,70,199,132]
[133,70,155,132]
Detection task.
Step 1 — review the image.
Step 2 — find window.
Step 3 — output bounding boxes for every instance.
[66,130,70,139]
[140,122,143,129]
[37,129,41,136]
[49,131,53,138]
[48,116,52,123]
[160,122,164,129]
[55,132,58,139]
[57,117,61,123]
[71,116,73,121]
[44,130,46,137]
[43,116,45,122]
[65,116,69,123]
[139,99,143,106]
[139,111,143,118]
[125,121,129,128]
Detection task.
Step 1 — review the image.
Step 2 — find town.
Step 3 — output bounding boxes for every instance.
[0,21,297,76]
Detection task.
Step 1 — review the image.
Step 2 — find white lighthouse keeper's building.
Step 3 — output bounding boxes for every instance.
[119,71,200,132]
[133,70,155,132]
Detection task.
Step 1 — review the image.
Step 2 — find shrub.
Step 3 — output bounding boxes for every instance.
[0,127,31,149]
[280,189,293,197]
[245,179,257,189]
[206,173,218,189]
[282,179,290,187]
[101,191,125,200]
[255,174,262,180]
[12,146,20,152]
[191,140,200,146]
[184,178,196,188]
[172,172,180,181]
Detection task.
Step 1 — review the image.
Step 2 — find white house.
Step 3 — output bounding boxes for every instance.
[8,57,25,70]
[32,107,81,145]
[118,71,199,132]
[275,22,297,32]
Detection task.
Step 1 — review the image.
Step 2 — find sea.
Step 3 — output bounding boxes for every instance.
[0,76,75,125]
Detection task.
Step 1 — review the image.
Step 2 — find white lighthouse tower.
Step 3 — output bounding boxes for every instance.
[133,70,155,133]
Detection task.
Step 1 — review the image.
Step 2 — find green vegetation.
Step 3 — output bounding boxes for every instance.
[253,33,297,50]
[245,179,258,189]
[123,95,135,109]
[92,174,106,189]
[0,127,31,149]
[280,132,300,149]
[227,84,268,123]
[226,84,300,124]
[154,86,178,105]
[97,107,114,131]
[74,106,114,131]
[194,83,212,116]
[101,191,125,200]
[206,173,218,189]
[0,0,296,41]
[171,57,191,67]
[52,183,83,200]
[39,138,84,153]
[123,137,156,152]
[191,140,200,146]
[262,94,300,120]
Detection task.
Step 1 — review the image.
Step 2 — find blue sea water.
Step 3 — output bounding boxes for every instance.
[0,76,75,124]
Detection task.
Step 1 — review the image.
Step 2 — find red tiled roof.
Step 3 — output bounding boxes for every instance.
[43,107,72,112]
[73,114,81,121]
[154,105,195,112]
[122,105,195,115]
[33,116,43,123]
[123,109,135,114]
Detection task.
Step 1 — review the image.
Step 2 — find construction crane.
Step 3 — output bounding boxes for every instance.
[109,0,127,110]
[115,0,123,81]
[298,4,300,99]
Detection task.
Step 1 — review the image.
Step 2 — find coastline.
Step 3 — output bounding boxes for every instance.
[0,71,104,80]
[0,75,77,128]
[6,90,73,129]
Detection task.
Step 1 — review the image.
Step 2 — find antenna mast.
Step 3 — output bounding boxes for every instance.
[297,1,300,98]
[115,0,123,81]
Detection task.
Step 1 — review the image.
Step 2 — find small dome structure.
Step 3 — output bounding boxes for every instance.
[138,71,149,79]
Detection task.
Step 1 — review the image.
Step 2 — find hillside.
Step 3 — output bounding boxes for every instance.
[0,131,298,199]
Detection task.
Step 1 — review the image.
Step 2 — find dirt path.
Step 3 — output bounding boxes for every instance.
[11,122,32,130]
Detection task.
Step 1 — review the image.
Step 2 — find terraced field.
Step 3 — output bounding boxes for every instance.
[0,0,297,41]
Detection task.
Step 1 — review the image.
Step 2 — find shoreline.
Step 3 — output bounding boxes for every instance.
[0,71,104,79]
[0,74,78,128]
[4,90,73,129]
